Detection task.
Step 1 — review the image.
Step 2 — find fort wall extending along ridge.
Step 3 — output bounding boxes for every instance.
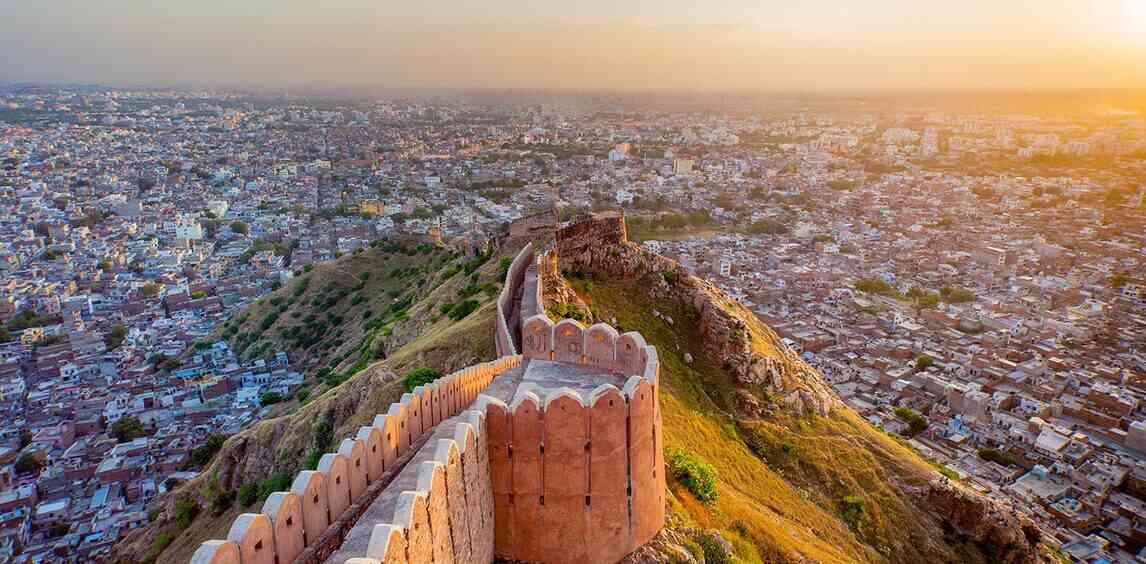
[190,356,521,564]
[192,241,665,564]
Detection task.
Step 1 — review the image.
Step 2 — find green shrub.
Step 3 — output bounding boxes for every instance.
[457,284,482,298]
[932,462,959,480]
[546,302,586,322]
[667,448,719,504]
[304,450,322,471]
[210,490,234,516]
[237,483,260,506]
[259,472,293,499]
[313,418,334,451]
[14,453,41,475]
[841,495,866,531]
[174,500,200,528]
[693,532,730,564]
[259,391,283,406]
[447,300,480,321]
[978,447,1018,467]
[110,416,147,443]
[404,367,443,392]
[894,407,928,437]
[188,434,227,468]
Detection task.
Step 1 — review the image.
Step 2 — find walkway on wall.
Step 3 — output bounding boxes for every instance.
[322,366,527,564]
[507,259,540,355]
[322,252,542,563]
[322,246,539,563]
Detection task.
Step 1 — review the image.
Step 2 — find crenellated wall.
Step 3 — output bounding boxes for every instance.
[190,356,521,564]
[337,403,496,564]
[194,232,666,564]
[485,321,665,564]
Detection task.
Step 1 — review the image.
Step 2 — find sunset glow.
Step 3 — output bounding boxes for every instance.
[1,0,1145,91]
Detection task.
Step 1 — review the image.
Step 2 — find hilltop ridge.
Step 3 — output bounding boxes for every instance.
[551,213,1048,564]
[113,215,1049,564]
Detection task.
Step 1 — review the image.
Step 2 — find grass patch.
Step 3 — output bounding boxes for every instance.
[403,367,442,392]
[668,448,720,504]
[583,275,982,563]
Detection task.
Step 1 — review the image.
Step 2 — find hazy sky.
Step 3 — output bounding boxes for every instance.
[2,0,1146,91]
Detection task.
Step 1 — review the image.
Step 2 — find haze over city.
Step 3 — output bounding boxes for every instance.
[3,2,1146,564]
[3,0,1146,91]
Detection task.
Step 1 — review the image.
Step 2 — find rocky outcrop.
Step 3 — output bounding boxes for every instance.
[927,480,1047,564]
[556,213,836,416]
[538,249,589,317]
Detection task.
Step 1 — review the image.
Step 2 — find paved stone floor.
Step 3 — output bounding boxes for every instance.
[520,263,540,319]
[516,359,627,399]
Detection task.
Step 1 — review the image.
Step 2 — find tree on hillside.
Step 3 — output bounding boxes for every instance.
[403,367,442,392]
[110,416,147,443]
[230,220,249,235]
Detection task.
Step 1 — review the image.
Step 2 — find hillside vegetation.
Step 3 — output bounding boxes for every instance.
[112,241,509,564]
[219,241,499,383]
[582,277,989,563]
[114,226,1046,564]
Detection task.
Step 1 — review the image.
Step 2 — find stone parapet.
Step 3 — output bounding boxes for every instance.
[335,406,495,564]
[190,356,521,564]
[520,315,656,383]
[483,360,665,564]
[496,243,535,357]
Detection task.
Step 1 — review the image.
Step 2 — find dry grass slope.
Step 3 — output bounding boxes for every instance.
[585,278,990,564]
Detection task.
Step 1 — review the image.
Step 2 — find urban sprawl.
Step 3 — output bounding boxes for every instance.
[0,87,1144,562]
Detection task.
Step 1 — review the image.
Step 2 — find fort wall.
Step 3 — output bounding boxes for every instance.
[193,221,667,564]
[190,356,520,564]
[331,403,497,564]
[488,316,665,564]
[496,242,535,357]
[484,370,664,564]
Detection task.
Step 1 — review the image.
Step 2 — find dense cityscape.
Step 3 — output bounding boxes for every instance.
[0,85,1144,562]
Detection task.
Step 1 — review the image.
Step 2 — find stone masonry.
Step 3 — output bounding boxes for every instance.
[191,242,666,564]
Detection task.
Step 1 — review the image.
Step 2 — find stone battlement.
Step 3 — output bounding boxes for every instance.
[190,356,520,564]
[496,241,536,357]
[192,242,665,564]
[483,364,664,564]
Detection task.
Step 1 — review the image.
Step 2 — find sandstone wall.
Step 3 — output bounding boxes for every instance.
[190,356,520,564]
[485,330,665,564]
[519,315,653,385]
[334,405,497,564]
[496,243,535,357]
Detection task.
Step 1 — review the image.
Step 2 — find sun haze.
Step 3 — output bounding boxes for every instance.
[2,0,1145,91]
